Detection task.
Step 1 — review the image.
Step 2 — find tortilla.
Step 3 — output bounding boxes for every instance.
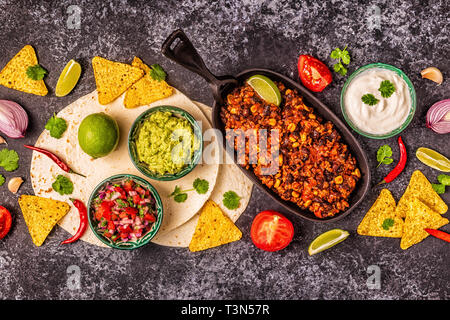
[18,195,70,246]
[400,198,449,250]
[124,57,173,108]
[0,45,48,96]
[151,103,253,247]
[189,200,242,252]
[395,170,448,218]
[30,89,219,247]
[357,189,403,238]
[92,56,144,105]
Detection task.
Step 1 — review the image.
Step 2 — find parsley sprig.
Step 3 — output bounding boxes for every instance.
[381,218,395,230]
[0,148,19,172]
[169,178,210,203]
[361,94,379,106]
[378,80,396,98]
[222,191,241,210]
[330,45,351,76]
[26,64,47,80]
[150,64,167,82]
[52,175,73,195]
[376,145,393,167]
[45,113,68,139]
[432,174,450,194]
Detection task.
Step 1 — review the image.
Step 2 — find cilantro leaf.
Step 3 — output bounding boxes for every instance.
[378,80,396,98]
[52,175,74,195]
[330,46,350,76]
[26,64,48,80]
[437,174,450,186]
[150,64,167,82]
[193,178,209,194]
[45,113,68,139]
[0,149,19,171]
[223,191,241,210]
[0,174,5,186]
[381,218,395,230]
[376,145,393,168]
[361,93,379,106]
[173,193,188,203]
[432,183,446,194]
[330,48,341,60]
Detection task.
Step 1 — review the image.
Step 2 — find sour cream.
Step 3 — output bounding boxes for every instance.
[344,68,411,135]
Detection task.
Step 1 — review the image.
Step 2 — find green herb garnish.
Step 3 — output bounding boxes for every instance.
[169,185,191,203]
[222,191,241,210]
[330,46,350,76]
[193,178,209,194]
[431,174,449,194]
[432,183,446,195]
[0,174,5,186]
[150,64,167,82]
[378,80,396,98]
[45,113,68,139]
[381,218,395,230]
[26,64,48,80]
[0,149,19,172]
[52,175,74,195]
[376,145,393,167]
[362,93,380,106]
[437,174,450,186]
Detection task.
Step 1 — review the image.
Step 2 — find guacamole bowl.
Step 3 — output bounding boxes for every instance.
[128,106,203,181]
[87,174,163,250]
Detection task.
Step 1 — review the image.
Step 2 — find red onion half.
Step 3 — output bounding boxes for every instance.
[426,99,450,134]
[0,100,28,138]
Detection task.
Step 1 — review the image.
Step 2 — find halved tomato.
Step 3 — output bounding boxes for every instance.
[298,55,332,92]
[251,210,294,252]
[0,206,13,240]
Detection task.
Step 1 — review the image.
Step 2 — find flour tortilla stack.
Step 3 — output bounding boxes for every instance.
[30,89,220,247]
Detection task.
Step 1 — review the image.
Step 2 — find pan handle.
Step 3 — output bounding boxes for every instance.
[161,29,237,103]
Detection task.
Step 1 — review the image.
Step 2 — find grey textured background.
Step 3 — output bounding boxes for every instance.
[0,0,449,300]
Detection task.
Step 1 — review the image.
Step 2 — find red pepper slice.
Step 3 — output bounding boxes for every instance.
[425,229,450,243]
[378,136,407,185]
[61,199,88,245]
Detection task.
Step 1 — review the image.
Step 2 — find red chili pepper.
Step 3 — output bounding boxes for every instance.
[378,136,407,185]
[425,229,450,243]
[61,198,88,245]
[24,145,86,177]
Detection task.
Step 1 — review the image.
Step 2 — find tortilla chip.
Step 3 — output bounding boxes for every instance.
[400,198,449,250]
[357,189,403,238]
[395,170,448,218]
[123,57,173,108]
[0,45,48,96]
[92,56,144,105]
[18,195,70,246]
[189,200,242,252]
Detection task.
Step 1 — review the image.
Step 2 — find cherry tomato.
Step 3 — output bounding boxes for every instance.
[0,206,12,240]
[251,210,294,252]
[297,55,332,92]
[122,180,134,192]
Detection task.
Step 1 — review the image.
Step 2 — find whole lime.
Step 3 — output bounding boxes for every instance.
[78,112,119,158]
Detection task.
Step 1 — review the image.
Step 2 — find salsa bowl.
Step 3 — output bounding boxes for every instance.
[87,174,163,250]
[128,105,203,181]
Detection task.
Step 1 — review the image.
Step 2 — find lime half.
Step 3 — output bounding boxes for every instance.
[308,229,350,256]
[416,147,450,172]
[247,75,281,106]
[55,59,81,97]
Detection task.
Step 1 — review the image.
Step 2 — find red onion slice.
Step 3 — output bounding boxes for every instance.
[426,99,450,134]
[0,100,28,138]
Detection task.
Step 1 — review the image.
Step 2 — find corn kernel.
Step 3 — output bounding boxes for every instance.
[309,114,316,119]
[291,191,299,198]
[274,179,281,188]
[230,107,238,114]
[269,118,276,126]
[352,168,361,178]
[289,136,297,142]
[287,123,296,132]
[250,104,258,113]
[334,176,343,184]
[304,200,312,207]
[292,142,299,148]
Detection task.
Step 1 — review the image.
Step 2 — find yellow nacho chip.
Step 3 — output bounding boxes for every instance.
[123,57,173,108]
[18,195,70,247]
[400,198,449,250]
[0,45,48,96]
[395,170,448,218]
[92,56,144,105]
[189,200,242,252]
[357,189,403,238]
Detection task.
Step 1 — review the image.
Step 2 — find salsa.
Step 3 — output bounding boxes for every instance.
[92,178,158,242]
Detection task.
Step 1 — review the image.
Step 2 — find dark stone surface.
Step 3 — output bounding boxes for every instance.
[0,0,449,299]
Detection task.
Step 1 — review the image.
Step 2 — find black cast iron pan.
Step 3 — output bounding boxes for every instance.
[162,29,371,222]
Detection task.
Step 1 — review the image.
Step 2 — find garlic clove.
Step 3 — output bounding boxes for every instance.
[421,67,443,85]
[0,135,6,145]
[8,177,23,194]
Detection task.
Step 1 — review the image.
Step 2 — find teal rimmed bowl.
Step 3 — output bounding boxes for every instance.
[340,63,416,139]
[87,174,163,250]
[128,106,203,181]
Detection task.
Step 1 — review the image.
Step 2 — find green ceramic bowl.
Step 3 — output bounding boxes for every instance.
[87,174,163,250]
[340,63,416,139]
[128,106,203,181]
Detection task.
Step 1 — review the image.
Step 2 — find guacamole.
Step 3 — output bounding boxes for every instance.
[136,111,198,175]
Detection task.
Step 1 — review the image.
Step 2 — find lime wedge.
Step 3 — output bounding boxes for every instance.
[308,229,349,256]
[247,75,281,106]
[416,147,450,172]
[55,59,81,97]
